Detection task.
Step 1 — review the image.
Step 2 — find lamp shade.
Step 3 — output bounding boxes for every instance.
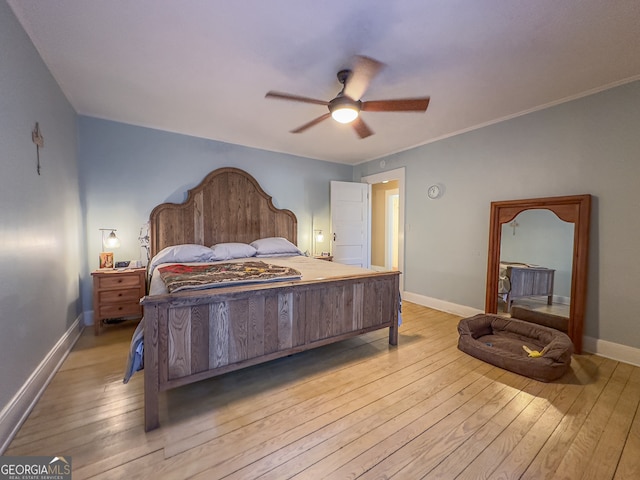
[329,96,360,124]
[100,228,120,249]
[104,231,120,248]
[331,106,359,124]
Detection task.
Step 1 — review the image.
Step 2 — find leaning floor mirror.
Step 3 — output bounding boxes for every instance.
[485,194,591,353]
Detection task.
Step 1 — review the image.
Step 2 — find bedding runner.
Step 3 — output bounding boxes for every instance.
[158,261,302,293]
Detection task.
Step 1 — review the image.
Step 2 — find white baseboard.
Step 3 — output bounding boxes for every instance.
[553,295,571,305]
[404,291,640,368]
[583,336,640,367]
[403,291,483,318]
[0,314,84,454]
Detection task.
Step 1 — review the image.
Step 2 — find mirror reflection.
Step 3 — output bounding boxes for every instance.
[497,209,573,317]
[485,194,591,353]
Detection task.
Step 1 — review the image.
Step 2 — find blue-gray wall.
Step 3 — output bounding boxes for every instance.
[500,209,574,299]
[3,0,640,425]
[0,1,82,410]
[354,80,640,349]
[77,117,352,313]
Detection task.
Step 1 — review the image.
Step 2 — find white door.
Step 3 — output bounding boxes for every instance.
[330,181,370,267]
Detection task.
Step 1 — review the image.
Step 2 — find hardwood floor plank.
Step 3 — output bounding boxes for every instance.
[357,369,532,479]
[442,379,564,480]
[163,315,456,458]
[198,352,480,480]
[84,312,462,479]
[7,393,144,448]
[518,355,613,480]
[614,374,640,479]
[583,366,640,480]
[4,303,638,480]
[286,362,503,479]
[118,345,473,478]
[485,379,586,479]
[426,353,606,480]
[550,362,635,480]
[422,379,546,479]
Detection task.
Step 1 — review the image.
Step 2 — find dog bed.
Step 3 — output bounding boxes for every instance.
[509,306,569,333]
[457,313,573,382]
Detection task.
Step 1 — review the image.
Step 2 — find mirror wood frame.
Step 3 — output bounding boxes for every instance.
[485,194,591,353]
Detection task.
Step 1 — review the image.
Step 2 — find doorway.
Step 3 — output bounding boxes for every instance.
[362,168,405,292]
[370,182,399,271]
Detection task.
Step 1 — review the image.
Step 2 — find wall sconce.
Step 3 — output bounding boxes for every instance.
[313,229,324,256]
[99,228,120,268]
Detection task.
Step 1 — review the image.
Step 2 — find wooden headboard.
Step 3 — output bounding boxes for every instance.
[149,167,298,257]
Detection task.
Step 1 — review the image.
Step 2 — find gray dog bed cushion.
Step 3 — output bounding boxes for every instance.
[457,314,573,382]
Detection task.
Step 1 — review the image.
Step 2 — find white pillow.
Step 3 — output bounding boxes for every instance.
[148,244,215,276]
[250,237,303,257]
[210,242,257,260]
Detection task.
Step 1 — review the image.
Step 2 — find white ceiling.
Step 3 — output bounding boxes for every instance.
[8,0,640,165]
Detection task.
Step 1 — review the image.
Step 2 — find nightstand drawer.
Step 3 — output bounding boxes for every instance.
[99,303,142,318]
[99,288,142,304]
[92,268,146,334]
[97,274,143,290]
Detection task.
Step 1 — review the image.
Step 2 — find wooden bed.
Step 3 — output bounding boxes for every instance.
[499,263,555,312]
[141,167,400,431]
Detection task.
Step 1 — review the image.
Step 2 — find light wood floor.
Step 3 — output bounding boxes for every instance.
[6,303,640,479]
[498,297,571,318]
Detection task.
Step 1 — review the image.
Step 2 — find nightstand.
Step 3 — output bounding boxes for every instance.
[91,268,146,335]
[314,255,333,262]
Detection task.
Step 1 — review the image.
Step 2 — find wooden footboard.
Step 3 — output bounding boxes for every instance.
[505,266,555,312]
[142,271,399,431]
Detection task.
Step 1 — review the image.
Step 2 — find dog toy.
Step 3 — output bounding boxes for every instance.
[523,345,549,358]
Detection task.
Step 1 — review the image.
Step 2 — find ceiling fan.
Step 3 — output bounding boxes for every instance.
[265,55,430,139]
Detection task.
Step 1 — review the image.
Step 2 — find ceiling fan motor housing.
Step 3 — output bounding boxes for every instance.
[329,95,361,112]
[336,69,351,86]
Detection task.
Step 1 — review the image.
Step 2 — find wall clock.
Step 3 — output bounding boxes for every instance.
[427,184,442,199]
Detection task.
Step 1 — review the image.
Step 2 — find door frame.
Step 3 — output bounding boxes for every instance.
[385,188,399,270]
[361,168,405,293]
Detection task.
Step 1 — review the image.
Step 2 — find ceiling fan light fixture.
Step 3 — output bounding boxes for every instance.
[265,55,429,137]
[331,106,359,124]
[329,96,360,124]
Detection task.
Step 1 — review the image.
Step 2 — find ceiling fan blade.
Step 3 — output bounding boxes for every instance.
[290,113,332,133]
[352,117,374,139]
[265,91,329,106]
[343,55,384,101]
[361,97,430,112]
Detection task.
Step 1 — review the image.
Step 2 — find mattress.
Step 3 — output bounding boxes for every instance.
[148,255,378,295]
